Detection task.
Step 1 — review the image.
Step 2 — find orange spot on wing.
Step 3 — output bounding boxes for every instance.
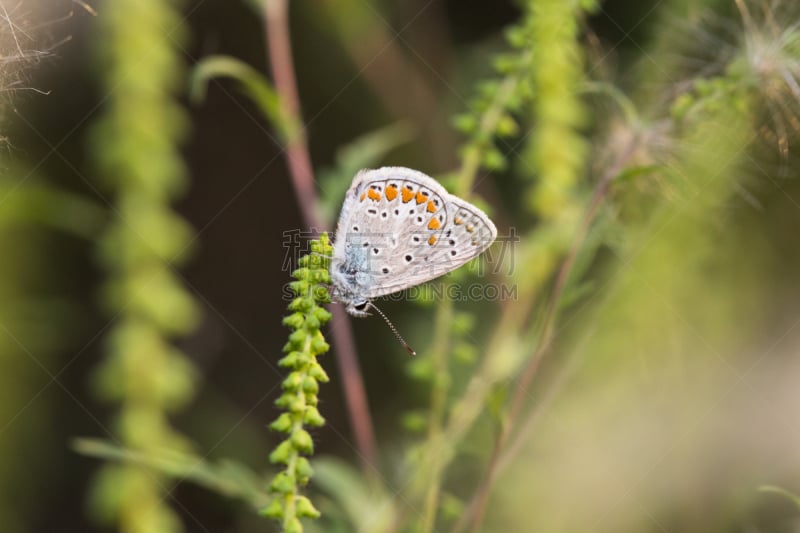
[402,187,415,203]
[368,189,381,201]
[466,224,474,233]
[415,191,427,204]
[360,191,367,202]
[426,200,437,213]
[385,185,398,201]
[454,217,464,225]
[428,235,437,246]
[427,218,440,230]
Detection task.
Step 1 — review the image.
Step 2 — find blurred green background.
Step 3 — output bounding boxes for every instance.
[2,0,800,531]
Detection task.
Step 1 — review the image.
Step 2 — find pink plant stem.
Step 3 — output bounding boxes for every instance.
[263,0,377,470]
[264,0,322,231]
[329,305,377,467]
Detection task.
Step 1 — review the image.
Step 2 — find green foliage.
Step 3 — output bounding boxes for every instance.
[309,457,396,532]
[0,176,73,533]
[9,0,800,532]
[452,27,535,190]
[759,486,800,509]
[0,182,106,237]
[317,122,414,227]
[146,3,800,529]
[85,0,201,531]
[190,54,299,143]
[73,438,271,510]
[401,2,602,529]
[523,0,597,217]
[266,234,333,532]
[0,13,106,530]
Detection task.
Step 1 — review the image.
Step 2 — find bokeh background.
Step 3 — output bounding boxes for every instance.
[3,0,800,531]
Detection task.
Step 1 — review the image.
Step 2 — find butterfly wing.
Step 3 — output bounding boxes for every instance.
[331,167,497,302]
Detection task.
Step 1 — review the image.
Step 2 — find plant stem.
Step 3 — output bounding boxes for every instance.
[329,306,377,468]
[419,297,453,532]
[323,1,457,170]
[262,0,377,470]
[506,135,638,432]
[416,64,530,524]
[455,135,641,533]
[455,49,533,197]
[263,0,321,231]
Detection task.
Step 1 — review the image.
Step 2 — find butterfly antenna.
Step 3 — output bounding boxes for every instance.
[367,302,416,356]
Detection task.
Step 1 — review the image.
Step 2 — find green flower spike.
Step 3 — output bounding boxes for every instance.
[265,233,333,532]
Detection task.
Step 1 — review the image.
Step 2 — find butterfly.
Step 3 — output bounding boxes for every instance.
[330,167,497,321]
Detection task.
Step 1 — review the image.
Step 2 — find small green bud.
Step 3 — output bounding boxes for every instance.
[270,471,294,494]
[310,337,329,354]
[312,286,331,303]
[289,280,309,295]
[303,406,325,427]
[291,429,314,454]
[302,377,319,395]
[269,439,294,464]
[286,396,305,414]
[291,267,310,281]
[288,329,307,346]
[282,313,304,329]
[295,457,314,481]
[278,352,299,368]
[407,357,434,380]
[308,362,329,382]
[274,394,304,413]
[312,307,332,324]
[482,148,507,171]
[288,297,311,312]
[493,54,518,74]
[260,499,283,519]
[304,314,320,331]
[310,269,330,284]
[282,372,303,391]
[453,342,478,364]
[505,26,527,47]
[295,496,321,518]
[310,237,327,253]
[580,0,599,11]
[402,411,428,432]
[496,114,519,137]
[283,351,310,368]
[453,113,477,134]
[269,413,294,433]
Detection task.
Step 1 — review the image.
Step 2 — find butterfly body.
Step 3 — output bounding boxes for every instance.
[330,167,497,316]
